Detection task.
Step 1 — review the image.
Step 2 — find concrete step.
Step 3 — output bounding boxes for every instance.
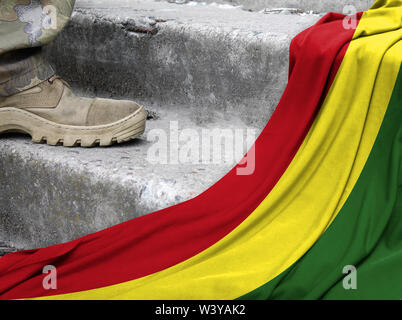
[1,0,320,250]
[168,0,373,14]
[0,106,258,249]
[46,0,320,129]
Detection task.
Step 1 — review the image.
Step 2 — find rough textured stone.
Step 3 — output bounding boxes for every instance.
[173,0,373,13]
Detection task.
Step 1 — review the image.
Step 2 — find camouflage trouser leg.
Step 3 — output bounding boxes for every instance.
[0,0,75,97]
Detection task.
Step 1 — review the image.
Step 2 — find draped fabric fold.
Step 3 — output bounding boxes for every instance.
[0,0,401,300]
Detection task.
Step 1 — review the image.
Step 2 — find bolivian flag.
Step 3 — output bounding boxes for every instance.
[0,0,401,300]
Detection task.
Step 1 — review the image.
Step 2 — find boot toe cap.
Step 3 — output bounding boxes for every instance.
[86,98,143,126]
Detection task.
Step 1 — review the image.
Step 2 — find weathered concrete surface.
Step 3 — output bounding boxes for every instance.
[0,105,258,249]
[45,0,319,129]
[170,0,373,13]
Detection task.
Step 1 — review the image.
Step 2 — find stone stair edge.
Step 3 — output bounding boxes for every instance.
[165,0,373,14]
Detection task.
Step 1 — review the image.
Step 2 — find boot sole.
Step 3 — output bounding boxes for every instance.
[0,106,147,147]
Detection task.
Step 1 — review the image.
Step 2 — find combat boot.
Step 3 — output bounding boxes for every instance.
[0,76,147,147]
